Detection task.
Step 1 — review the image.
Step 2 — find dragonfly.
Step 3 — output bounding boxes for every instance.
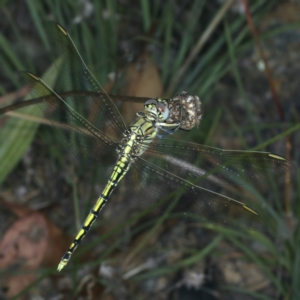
[18,23,290,272]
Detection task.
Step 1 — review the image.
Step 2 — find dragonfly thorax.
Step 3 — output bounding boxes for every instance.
[117,113,160,159]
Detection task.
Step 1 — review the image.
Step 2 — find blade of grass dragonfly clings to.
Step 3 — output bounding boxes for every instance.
[13,23,290,272]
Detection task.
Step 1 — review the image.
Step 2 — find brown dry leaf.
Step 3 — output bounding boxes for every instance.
[0,199,69,268]
[120,51,163,124]
[0,212,48,298]
[0,212,48,269]
[0,204,74,298]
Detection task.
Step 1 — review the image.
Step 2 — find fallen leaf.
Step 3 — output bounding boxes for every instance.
[0,212,48,298]
[120,51,163,124]
[0,212,48,269]
[0,198,75,298]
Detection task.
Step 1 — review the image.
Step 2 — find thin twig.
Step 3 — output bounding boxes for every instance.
[0,90,151,115]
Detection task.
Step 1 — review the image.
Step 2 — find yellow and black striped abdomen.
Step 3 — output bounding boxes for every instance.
[57,156,131,271]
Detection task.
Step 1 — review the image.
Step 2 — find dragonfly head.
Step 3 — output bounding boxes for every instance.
[166,92,202,130]
[143,98,169,121]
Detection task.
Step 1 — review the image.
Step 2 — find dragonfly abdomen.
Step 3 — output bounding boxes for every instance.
[57,155,131,271]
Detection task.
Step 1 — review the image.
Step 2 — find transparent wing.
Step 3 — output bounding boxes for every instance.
[129,156,265,231]
[20,71,119,169]
[140,138,291,188]
[46,22,127,141]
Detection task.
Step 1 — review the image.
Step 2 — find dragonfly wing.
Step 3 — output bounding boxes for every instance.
[141,138,291,187]
[20,71,119,169]
[130,156,265,231]
[46,22,126,141]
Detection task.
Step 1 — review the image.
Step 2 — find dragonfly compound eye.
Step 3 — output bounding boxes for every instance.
[144,99,157,107]
[156,102,169,120]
